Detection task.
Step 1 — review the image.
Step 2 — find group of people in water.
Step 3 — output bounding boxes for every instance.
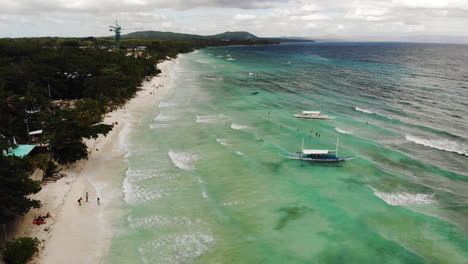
[78,192,100,206]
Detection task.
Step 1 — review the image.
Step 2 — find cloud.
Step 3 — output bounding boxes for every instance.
[0,0,467,38]
[234,14,257,20]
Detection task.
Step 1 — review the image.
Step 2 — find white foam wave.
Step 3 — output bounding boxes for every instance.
[335,128,352,134]
[129,215,201,229]
[195,59,209,64]
[405,135,468,156]
[150,124,176,129]
[355,107,374,114]
[196,114,224,124]
[168,151,198,171]
[159,102,177,108]
[223,201,244,206]
[226,58,236,61]
[216,138,230,145]
[126,169,163,182]
[249,73,256,77]
[154,114,176,122]
[216,55,223,58]
[231,123,249,130]
[203,76,223,81]
[373,189,437,206]
[139,233,214,264]
[123,179,165,205]
[202,191,208,198]
[236,151,244,156]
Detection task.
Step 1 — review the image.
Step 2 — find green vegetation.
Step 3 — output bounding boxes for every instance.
[1,237,41,264]
[0,155,41,221]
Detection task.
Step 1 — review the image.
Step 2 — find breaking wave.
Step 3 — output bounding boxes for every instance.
[168,151,198,171]
[355,107,374,114]
[154,114,176,122]
[371,187,437,206]
[139,233,214,264]
[159,102,177,108]
[405,134,468,156]
[335,128,352,134]
[231,123,249,130]
[216,138,230,145]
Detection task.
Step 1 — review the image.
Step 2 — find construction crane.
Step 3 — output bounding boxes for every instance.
[109,20,122,53]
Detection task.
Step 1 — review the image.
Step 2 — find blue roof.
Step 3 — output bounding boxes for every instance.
[6,145,36,158]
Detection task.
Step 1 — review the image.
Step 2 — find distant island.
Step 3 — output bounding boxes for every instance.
[115,30,315,43]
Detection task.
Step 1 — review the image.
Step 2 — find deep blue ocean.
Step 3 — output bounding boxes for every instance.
[104,42,468,264]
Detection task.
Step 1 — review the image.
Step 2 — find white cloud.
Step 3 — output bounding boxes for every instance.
[234,14,257,20]
[0,0,467,38]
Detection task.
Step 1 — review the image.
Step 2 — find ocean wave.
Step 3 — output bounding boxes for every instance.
[154,114,176,122]
[159,102,177,108]
[249,73,256,77]
[168,151,198,171]
[405,135,468,156]
[139,233,214,264]
[216,138,230,145]
[223,201,245,206]
[195,59,209,64]
[355,107,374,114]
[335,128,352,134]
[123,179,166,205]
[203,76,223,81]
[226,58,236,61]
[196,114,225,124]
[236,151,244,156]
[129,215,201,229]
[231,123,249,130]
[372,188,437,206]
[125,169,166,182]
[149,124,176,129]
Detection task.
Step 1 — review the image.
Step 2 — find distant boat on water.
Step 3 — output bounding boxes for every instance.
[294,111,335,120]
[251,91,259,95]
[281,138,355,162]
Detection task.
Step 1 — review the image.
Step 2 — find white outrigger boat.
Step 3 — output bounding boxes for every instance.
[294,111,335,120]
[281,138,355,162]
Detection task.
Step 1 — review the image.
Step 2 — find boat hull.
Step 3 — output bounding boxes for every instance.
[280,153,355,162]
[293,114,335,120]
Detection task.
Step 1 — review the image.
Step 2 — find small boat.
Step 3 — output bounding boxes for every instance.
[294,111,335,120]
[281,138,355,162]
[251,91,259,95]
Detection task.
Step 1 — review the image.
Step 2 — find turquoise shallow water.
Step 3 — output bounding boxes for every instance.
[105,43,468,264]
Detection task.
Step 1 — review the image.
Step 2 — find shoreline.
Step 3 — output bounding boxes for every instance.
[8,58,178,264]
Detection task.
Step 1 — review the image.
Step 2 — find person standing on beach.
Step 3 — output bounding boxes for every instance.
[78,198,82,206]
[97,197,100,205]
[86,192,89,202]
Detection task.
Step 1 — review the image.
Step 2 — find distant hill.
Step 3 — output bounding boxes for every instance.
[122,31,259,41]
[208,31,258,40]
[120,31,313,42]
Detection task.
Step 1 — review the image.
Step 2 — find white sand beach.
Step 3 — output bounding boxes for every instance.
[9,58,177,264]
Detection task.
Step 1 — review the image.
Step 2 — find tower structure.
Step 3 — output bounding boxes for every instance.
[109,20,122,52]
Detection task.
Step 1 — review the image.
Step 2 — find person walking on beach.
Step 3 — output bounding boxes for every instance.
[78,197,82,206]
[97,197,100,205]
[86,192,89,202]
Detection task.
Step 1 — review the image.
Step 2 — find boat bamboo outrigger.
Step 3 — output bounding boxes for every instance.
[294,111,335,120]
[281,138,355,162]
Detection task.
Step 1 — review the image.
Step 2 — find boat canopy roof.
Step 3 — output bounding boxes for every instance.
[302,111,320,114]
[303,149,329,155]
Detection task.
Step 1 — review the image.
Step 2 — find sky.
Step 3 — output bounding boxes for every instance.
[1,0,467,39]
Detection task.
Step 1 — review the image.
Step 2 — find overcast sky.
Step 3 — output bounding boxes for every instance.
[1,0,467,39]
